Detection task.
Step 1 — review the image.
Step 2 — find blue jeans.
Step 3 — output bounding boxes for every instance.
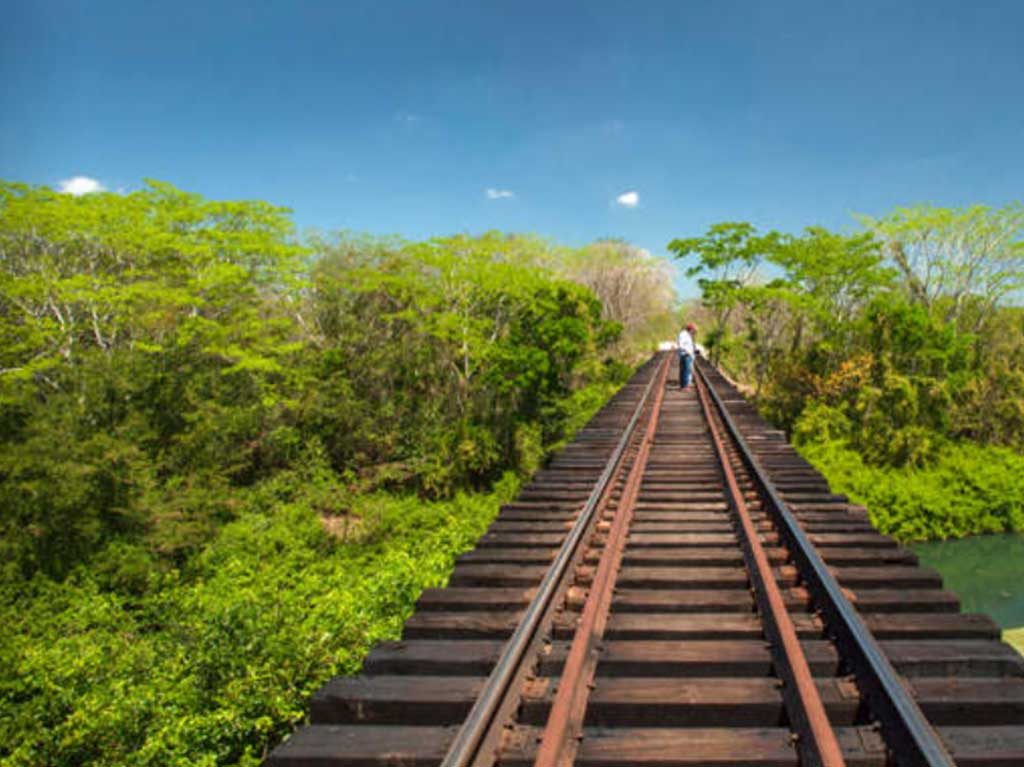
[679,353,694,388]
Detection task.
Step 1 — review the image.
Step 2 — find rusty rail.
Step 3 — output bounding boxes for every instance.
[268,352,1021,767]
[696,359,957,767]
[439,353,671,767]
[695,369,846,767]
[533,355,670,767]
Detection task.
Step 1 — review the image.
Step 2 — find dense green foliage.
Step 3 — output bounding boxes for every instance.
[0,181,627,584]
[796,422,1024,539]
[307,231,629,496]
[557,239,679,359]
[1,472,519,766]
[0,180,669,765]
[672,204,1024,540]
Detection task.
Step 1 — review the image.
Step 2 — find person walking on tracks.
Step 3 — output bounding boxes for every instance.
[677,322,697,389]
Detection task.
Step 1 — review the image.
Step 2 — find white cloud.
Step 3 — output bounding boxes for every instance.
[58,176,106,196]
[615,190,639,208]
[485,188,515,200]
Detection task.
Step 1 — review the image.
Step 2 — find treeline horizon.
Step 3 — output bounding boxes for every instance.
[0,179,682,581]
[672,202,1024,540]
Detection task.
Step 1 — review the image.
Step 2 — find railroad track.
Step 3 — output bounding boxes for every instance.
[268,352,1024,767]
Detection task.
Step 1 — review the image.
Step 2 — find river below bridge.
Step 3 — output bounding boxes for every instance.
[911,532,1024,629]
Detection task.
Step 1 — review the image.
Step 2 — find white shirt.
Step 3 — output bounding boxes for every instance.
[677,329,695,356]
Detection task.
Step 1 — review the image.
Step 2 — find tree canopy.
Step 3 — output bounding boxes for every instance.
[671,203,1024,539]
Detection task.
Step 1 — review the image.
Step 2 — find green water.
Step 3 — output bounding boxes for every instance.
[911,533,1024,629]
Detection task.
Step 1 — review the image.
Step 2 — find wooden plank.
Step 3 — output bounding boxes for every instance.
[832,566,943,588]
[633,502,729,511]
[475,533,566,548]
[846,588,960,613]
[814,547,918,565]
[499,501,584,511]
[605,586,956,614]
[539,639,1024,680]
[629,511,732,522]
[636,491,726,501]
[881,640,1024,678]
[614,566,753,589]
[798,517,875,529]
[807,533,899,549]
[415,587,534,611]
[626,530,736,545]
[516,488,594,501]
[310,676,482,725]
[629,522,735,533]
[638,483,727,493]
[446,564,548,587]
[542,639,785,677]
[499,725,887,767]
[619,542,915,567]
[863,613,1000,640]
[552,612,821,640]
[777,492,849,504]
[267,725,455,766]
[519,676,861,727]
[457,548,557,564]
[613,547,755,566]
[486,521,574,533]
[939,725,1024,766]
[403,610,521,639]
[496,510,577,522]
[905,677,1024,725]
[626,534,742,548]
[363,640,503,676]
[609,588,754,613]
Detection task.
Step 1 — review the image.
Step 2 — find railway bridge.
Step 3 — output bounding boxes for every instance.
[268,353,1024,767]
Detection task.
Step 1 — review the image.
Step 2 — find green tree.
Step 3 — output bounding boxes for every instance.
[560,239,678,359]
[306,231,619,494]
[857,203,1024,328]
[668,222,781,362]
[669,204,1024,539]
[0,180,308,578]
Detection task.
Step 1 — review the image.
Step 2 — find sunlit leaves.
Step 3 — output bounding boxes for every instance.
[0,180,308,390]
[558,240,677,358]
[670,204,1024,480]
[308,231,618,494]
[857,203,1024,326]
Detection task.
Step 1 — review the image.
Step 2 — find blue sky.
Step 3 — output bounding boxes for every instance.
[3,1,1022,296]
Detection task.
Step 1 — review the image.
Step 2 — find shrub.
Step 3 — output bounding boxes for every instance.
[796,436,1024,540]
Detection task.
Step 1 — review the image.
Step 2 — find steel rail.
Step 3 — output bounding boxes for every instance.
[694,371,846,767]
[696,360,957,767]
[533,355,670,767]
[439,353,671,767]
